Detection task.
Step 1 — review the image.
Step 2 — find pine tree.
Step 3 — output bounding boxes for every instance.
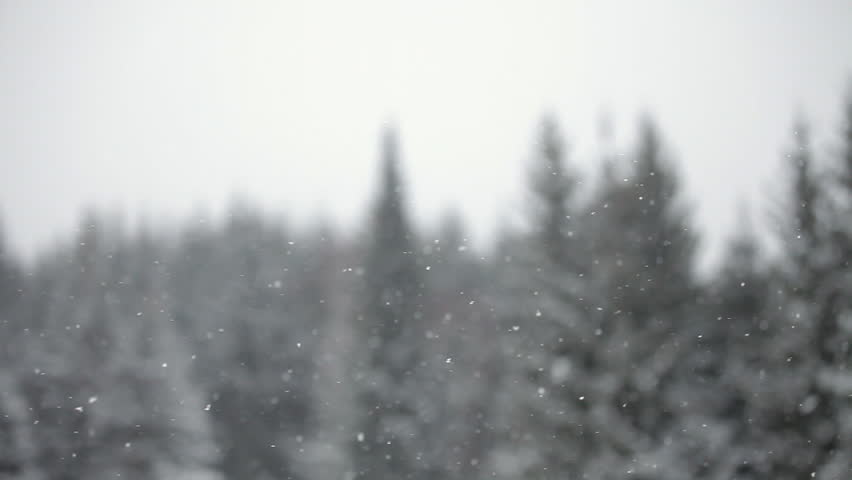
[0,216,43,480]
[297,223,360,480]
[102,230,221,480]
[171,203,320,480]
[583,118,699,480]
[489,116,595,480]
[755,118,847,480]
[797,91,852,479]
[418,212,492,480]
[696,213,774,478]
[0,218,20,313]
[352,126,428,480]
[18,214,223,480]
[21,213,119,480]
[818,87,852,479]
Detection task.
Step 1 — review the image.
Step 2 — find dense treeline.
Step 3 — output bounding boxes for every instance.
[0,88,850,480]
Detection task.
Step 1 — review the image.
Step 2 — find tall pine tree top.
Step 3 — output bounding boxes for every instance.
[363,124,423,376]
[774,118,824,290]
[354,125,429,480]
[369,126,416,265]
[528,115,580,270]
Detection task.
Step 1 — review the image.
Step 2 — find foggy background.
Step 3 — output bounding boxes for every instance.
[2,1,851,265]
[1,2,852,480]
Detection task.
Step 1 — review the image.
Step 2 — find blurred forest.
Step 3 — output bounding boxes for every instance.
[1,87,851,480]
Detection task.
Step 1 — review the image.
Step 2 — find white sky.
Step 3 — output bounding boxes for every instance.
[1,0,851,267]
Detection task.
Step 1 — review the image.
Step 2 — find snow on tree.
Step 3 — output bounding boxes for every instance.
[581,118,700,480]
[488,116,596,480]
[0,217,42,480]
[170,202,323,480]
[13,214,221,480]
[351,126,432,480]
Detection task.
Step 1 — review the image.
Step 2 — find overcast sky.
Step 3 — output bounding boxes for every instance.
[1,0,851,267]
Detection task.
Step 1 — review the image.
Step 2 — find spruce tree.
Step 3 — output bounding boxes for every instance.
[489,116,594,480]
[757,118,847,480]
[106,230,221,480]
[171,203,320,480]
[352,126,427,480]
[802,92,852,479]
[696,214,773,479]
[0,216,42,480]
[584,118,699,480]
[419,212,491,480]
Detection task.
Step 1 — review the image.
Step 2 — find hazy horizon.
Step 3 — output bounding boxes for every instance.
[2,0,852,268]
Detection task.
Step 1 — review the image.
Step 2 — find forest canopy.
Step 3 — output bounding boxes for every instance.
[1,86,851,480]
